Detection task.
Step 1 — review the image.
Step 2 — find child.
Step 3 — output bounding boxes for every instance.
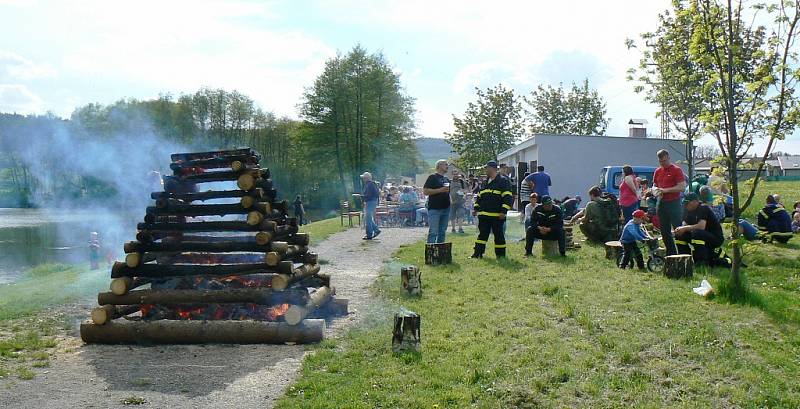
[619,209,651,270]
[88,232,101,270]
[793,212,800,234]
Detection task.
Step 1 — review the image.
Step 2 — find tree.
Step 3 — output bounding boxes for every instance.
[694,144,721,159]
[525,79,609,136]
[627,2,707,179]
[300,45,417,196]
[686,0,800,296]
[446,84,525,170]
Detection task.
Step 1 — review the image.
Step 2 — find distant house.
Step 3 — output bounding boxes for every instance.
[777,155,800,177]
[694,157,778,179]
[497,133,686,201]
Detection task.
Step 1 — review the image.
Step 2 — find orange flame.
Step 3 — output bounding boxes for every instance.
[266,303,290,321]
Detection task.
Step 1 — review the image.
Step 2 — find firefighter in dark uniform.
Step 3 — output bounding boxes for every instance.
[674,192,724,266]
[757,194,793,243]
[524,195,566,256]
[471,160,514,258]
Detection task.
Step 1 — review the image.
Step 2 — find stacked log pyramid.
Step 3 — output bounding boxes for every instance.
[80,148,346,344]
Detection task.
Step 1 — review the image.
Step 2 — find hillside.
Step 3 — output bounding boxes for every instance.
[415,137,456,164]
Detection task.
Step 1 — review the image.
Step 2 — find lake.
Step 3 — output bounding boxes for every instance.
[0,208,138,284]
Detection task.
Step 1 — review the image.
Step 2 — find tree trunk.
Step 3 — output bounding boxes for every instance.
[145,202,277,218]
[151,188,274,203]
[110,260,296,278]
[136,220,292,233]
[109,277,151,295]
[271,264,321,290]
[80,319,325,344]
[664,255,694,279]
[90,305,139,325]
[284,286,333,325]
[97,288,309,306]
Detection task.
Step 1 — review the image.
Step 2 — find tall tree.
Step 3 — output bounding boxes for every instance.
[300,45,417,196]
[446,84,525,170]
[525,79,609,135]
[627,1,706,179]
[685,0,799,295]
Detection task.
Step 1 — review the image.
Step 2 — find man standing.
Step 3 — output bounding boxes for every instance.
[652,150,687,255]
[471,160,514,258]
[423,159,451,244]
[293,194,305,226]
[525,195,566,257]
[675,192,724,266]
[524,165,551,202]
[360,172,381,240]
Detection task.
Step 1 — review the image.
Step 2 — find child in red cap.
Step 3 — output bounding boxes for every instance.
[618,209,652,269]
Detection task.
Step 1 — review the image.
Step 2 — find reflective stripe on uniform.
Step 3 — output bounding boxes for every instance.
[477,211,501,217]
[475,239,487,244]
[502,204,511,210]
[501,191,513,197]
[494,244,507,248]
[759,210,769,219]
[691,239,706,245]
[675,240,688,245]
[769,232,793,237]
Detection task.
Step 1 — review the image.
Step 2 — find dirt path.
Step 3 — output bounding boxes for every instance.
[0,227,426,409]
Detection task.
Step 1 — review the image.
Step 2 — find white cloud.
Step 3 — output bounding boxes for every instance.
[0,84,43,113]
[0,51,56,81]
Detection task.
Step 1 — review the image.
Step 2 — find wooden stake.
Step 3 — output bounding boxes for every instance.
[284,286,333,325]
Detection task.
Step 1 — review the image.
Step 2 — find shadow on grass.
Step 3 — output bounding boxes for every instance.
[714,269,800,327]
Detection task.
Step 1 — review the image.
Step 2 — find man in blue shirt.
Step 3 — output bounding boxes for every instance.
[523,166,551,202]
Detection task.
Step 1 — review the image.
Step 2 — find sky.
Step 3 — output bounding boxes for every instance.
[1,0,798,154]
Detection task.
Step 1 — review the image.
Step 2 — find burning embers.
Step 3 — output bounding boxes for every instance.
[80,148,347,345]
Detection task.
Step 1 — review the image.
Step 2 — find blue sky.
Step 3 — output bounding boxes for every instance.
[1,0,798,153]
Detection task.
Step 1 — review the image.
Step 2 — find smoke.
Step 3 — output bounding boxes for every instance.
[3,108,192,264]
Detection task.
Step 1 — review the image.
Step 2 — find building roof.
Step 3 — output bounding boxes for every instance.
[628,119,648,125]
[497,133,680,161]
[777,155,800,170]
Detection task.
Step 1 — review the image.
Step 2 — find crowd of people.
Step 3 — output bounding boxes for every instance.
[354,148,797,269]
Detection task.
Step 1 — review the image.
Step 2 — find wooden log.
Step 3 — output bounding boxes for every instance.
[272,264,321,291]
[136,220,287,233]
[163,169,269,185]
[145,202,274,217]
[284,286,333,325]
[170,148,258,162]
[98,288,310,306]
[81,319,324,344]
[124,240,271,254]
[109,277,151,295]
[664,255,693,279]
[265,245,307,266]
[401,266,422,295]
[151,188,271,202]
[424,242,452,265]
[91,305,139,325]
[289,233,310,246]
[604,241,623,260]
[125,252,156,268]
[143,214,186,224]
[392,311,421,353]
[169,154,260,171]
[111,260,296,278]
[541,240,560,257]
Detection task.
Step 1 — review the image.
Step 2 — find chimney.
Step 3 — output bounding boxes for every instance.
[628,119,648,138]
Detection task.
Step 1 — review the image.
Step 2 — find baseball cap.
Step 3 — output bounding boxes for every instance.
[682,192,699,204]
[540,195,553,204]
[484,160,499,169]
[632,209,647,219]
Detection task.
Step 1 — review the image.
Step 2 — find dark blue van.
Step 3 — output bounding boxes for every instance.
[599,166,658,197]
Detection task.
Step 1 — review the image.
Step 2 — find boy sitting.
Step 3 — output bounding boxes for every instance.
[619,209,651,270]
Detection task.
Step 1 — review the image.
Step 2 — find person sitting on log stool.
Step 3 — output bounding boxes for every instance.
[470,160,514,259]
[524,195,566,257]
[618,209,651,270]
[757,194,793,243]
[674,192,724,266]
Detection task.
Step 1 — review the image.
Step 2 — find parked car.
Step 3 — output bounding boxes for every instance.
[598,166,659,197]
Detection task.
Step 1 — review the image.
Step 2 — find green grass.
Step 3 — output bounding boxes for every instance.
[299,216,352,245]
[0,263,106,320]
[277,218,800,408]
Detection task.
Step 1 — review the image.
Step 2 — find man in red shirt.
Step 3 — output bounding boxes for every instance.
[652,149,687,255]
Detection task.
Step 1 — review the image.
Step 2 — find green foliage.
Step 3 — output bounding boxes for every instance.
[525,79,609,135]
[446,84,525,170]
[299,45,420,196]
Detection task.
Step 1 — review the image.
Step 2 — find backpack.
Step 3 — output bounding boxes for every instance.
[595,194,621,231]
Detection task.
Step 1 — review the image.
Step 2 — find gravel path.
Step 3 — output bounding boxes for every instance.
[0,227,426,409]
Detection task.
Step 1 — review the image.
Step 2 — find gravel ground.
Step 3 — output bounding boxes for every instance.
[0,226,426,409]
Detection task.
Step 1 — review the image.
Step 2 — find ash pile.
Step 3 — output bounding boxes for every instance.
[80,148,346,344]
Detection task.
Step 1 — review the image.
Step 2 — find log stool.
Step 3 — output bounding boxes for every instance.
[664,255,694,278]
[541,240,560,257]
[401,265,422,296]
[425,242,452,265]
[392,311,421,353]
[604,241,624,261]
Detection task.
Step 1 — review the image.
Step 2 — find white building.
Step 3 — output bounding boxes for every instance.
[497,133,687,200]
